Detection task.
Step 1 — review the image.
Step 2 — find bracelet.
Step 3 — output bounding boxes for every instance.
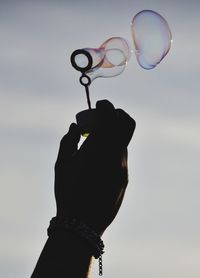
[47,216,105,276]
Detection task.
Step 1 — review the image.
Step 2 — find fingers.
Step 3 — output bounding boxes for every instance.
[95,100,136,148]
[116,109,136,147]
[55,123,80,166]
[78,100,117,152]
[94,100,118,146]
[96,100,117,133]
[79,100,136,153]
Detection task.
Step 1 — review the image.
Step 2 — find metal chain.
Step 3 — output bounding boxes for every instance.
[99,255,103,276]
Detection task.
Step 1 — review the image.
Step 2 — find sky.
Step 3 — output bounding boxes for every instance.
[0,0,200,277]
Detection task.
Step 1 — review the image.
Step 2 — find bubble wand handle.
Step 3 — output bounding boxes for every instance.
[85,85,91,110]
[79,74,92,110]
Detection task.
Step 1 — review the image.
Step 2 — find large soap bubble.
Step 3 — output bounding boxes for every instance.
[131,10,172,70]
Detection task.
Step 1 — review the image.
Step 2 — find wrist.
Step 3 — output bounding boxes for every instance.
[48,216,104,258]
[48,216,105,276]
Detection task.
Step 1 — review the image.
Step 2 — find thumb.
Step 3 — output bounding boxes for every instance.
[55,123,80,166]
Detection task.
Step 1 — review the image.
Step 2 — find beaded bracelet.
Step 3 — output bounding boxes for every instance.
[47,216,105,276]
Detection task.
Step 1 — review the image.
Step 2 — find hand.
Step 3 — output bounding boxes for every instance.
[54,100,136,235]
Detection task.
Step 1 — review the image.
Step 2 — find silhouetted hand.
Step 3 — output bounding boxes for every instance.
[54,100,136,235]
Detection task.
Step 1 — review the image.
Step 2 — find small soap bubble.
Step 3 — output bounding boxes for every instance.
[131,10,172,69]
[86,37,131,81]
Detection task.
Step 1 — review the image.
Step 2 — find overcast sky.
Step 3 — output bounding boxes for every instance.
[0,1,200,277]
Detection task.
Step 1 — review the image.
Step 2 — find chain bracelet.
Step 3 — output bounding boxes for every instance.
[47,217,105,276]
[99,255,103,276]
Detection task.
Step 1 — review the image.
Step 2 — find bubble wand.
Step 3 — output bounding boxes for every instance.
[71,49,93,110]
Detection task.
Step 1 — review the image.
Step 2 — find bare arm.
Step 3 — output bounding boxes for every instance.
[31,232,92,278]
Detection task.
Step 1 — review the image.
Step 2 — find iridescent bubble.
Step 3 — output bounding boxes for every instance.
[131,10,172,69]
[86,37,131,81]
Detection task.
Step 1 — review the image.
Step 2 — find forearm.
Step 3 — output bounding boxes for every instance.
[31,232,93,278]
